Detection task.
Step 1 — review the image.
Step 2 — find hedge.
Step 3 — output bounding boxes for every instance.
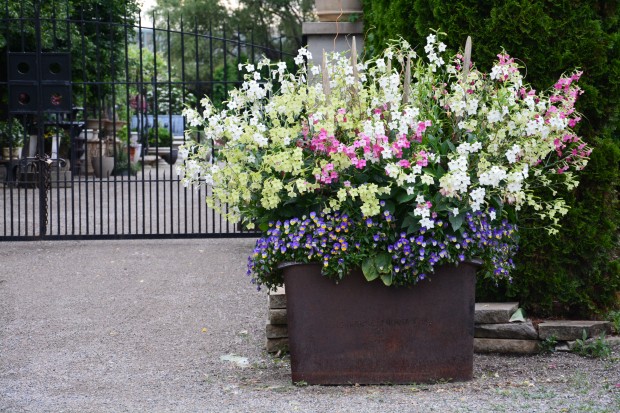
[364,0,620,317]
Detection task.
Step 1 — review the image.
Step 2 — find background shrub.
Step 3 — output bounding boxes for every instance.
[364,0,620,317]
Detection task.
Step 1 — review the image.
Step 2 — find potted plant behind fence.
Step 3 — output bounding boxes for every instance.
[91,134,115,179]
[0,119,26,159]
[148,125,177,164]
[179,33,591,384]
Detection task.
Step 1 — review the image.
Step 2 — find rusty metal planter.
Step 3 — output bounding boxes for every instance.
[281,262,479,385]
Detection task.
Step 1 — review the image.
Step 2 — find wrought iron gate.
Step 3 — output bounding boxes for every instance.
[1,1,293,240]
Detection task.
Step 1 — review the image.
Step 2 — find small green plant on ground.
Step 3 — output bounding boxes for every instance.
[572,330,612,359]
[539,335,558,353]
[606,310,620,334]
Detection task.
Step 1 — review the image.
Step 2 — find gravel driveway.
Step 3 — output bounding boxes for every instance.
[1,239,619,412]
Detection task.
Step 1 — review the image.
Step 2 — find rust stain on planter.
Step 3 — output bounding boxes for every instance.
[282,262,478,385]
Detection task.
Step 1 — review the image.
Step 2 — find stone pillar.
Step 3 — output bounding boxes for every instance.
[303,1,364,61]
[302,21,364,61]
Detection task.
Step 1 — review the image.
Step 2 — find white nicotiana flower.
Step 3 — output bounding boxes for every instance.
[506,144,521,163]
[420,174,434,185]
[415,194,425,204]
[376,58,386,72]
[489,210,497,221]
[183,108,203,127]
[506,172,524,193]
[420,216,435,229]
[469,187,486,211]
[466,98,479,115]
[487,109,502,123]
[523,95,535,109]
[522,164,529,179]
[253,132,268,147]
[549,116,568,130]
[526,118,540,136]
[452,207,459,216]
[385,163,399,176]
[490,65,503,81]
[310,65,321,76]
[405,174,416,183]
[479,166,507,187]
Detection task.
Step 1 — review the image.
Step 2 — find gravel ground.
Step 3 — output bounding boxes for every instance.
[1,238,619,412]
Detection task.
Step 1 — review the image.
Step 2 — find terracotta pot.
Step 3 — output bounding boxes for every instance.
[281,261,479,384]
[315,0,363,22]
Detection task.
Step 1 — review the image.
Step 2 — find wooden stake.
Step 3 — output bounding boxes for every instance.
[351,36,359,84]
[402,56,411,105]
[462,36,472,83]
[322,49,331,98]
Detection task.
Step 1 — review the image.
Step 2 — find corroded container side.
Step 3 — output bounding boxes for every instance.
[281,262,478,384]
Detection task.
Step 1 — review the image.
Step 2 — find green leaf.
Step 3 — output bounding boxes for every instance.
[384,200,396,214]
[401,214,417,228]
[448,214,464,231]
[381,273,393,286]
[362,258,379,282]
[375,253,392,274]
[396,191,416,204]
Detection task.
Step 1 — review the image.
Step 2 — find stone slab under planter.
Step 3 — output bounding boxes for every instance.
[474,302,519,324]
[474,321,538,340]
[538,320,611,341]
[474,338,540,354]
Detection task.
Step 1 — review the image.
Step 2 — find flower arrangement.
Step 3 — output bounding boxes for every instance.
[179,32,590,291]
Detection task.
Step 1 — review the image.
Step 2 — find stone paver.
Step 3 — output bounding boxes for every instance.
[474,338,540,354]
[475,321,538,340]
[538,320,611,341]
[474,302,520,324]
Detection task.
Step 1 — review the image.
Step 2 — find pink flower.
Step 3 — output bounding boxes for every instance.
[568,117,581,127]
[398,159,411,168]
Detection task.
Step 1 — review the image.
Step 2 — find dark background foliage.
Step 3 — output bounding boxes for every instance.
[364,0,620,317]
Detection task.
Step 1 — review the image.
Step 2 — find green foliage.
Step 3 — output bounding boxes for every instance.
[365,0,620,317]
[478,139,620,317]
[572,331,612,359]
[113,147,140,176]
[147,126,171,147]
[365,0,619,139]
[607,310,620,334]
[0,119,26,147]
[538,335,558,353]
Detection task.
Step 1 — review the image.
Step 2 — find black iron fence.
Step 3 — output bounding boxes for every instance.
[1,1,294,240]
